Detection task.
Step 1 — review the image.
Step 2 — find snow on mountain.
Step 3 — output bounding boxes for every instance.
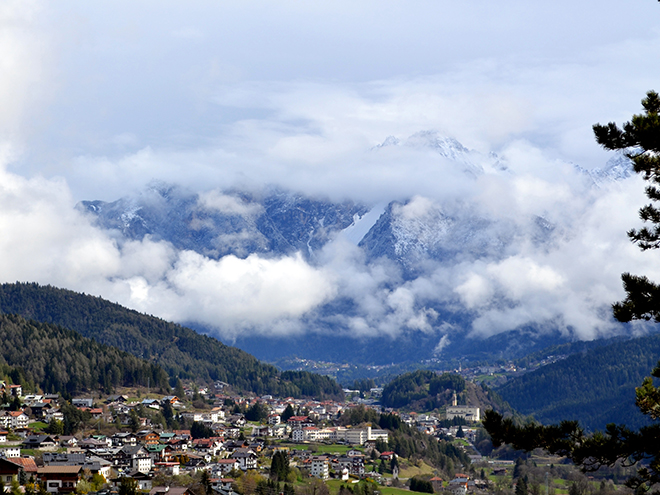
[376,130,494,177]
[78,185,367,261]
[74,133,641,366]
[575,151,634,187]
[341,202,388,245]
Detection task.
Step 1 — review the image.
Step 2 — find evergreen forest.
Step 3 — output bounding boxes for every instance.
[0,313,168,395]
[495,333,660,430]
[0,282,343,399]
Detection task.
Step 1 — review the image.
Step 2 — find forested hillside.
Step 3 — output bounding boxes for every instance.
[0,283,343,400]
[0,314,168,395]
[495,334,660,431]
[380,369,511,416]
[381,370,466,409]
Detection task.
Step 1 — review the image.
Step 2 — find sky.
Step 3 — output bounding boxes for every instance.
[1,1,660,347]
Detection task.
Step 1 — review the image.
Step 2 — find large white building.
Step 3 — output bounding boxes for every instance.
[334,426,388,445]
[291,425,389,445]
[311,456,329,480]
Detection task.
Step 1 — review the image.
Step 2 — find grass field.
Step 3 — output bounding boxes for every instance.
[327,478,427,495]
[378,486,416,495]
[279,443,363,456]
[398,460,435,479]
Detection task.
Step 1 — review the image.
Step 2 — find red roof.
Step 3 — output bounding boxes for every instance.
[11,458,38,472]
[287,416,309,422]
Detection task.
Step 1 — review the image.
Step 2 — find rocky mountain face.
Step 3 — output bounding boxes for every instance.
[77,132,635,366]
[79,186,368,261]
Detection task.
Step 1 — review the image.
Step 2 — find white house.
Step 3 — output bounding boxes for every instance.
[310,456,329,480]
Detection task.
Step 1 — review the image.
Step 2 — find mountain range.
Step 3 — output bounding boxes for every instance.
[76,131,639,367]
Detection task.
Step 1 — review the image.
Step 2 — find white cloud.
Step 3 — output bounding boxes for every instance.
[198,190,263,217]
[0,0,658,352]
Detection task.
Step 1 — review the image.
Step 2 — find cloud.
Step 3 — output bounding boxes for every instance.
[198,190,263,217]
[0,124,654,347]
[0,0,660,352]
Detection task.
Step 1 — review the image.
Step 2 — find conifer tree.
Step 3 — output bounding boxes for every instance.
[592,90,660,321]
[515,476,528,495]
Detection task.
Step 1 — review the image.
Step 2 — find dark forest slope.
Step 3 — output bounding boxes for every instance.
[0,313,168,395]
[495,334,660,431]
[0,283,343,400]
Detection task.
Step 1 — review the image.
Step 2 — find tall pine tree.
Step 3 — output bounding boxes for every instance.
[592,90,660,321]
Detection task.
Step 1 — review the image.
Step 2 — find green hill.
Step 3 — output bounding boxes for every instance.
[380,369,514,417]
[0,313,169,395]
[0,282,343,400]
[495,334,660,431]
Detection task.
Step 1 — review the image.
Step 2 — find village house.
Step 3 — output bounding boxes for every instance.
[8,385,22,397]
[430,477,444,492]
[150,487,192,495]
[267,414,280,425]
[0,458,23,484]
[251,425,272,437]
[154,461,180,476]
[29,402,54,419]
[193,438,224,456]
[231,449,257,471]
[37,465,82,493]
[44,409,64,423]
[136,430,160,445]
[212,459,238,476]
[210,477,235,495]
[0,410,29,430]
[167,438,189,453]
[146,444,169,463]
[11,457,38,478]
[23,434,58,450]
[310,456,329,480]
[118,445,152,473]
[112,432,138,446]
[287,416,314,429]
[114,471,154,491]
[1,447,20,458]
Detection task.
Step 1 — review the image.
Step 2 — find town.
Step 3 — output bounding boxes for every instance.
[0,379,624,495]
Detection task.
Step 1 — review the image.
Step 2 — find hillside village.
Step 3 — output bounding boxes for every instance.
[0,377,502,495]
[0,378,630,495]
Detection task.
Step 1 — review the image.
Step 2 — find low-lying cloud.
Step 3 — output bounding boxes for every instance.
[0,136,654,346]
[1,0,660,350]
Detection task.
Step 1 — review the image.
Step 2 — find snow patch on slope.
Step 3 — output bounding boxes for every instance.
[342,202,388,245]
